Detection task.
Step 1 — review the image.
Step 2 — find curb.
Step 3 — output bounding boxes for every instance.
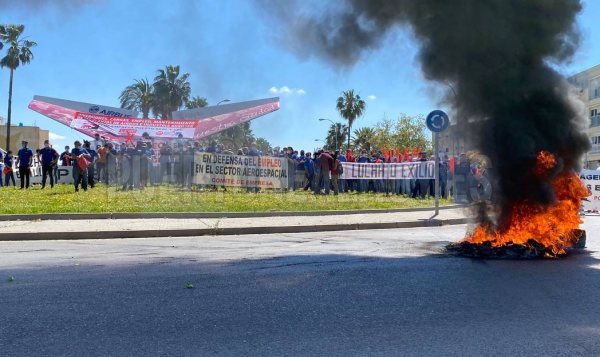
[0,217,471,241]
[0,205,466,221]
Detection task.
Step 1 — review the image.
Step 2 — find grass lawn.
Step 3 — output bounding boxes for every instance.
[0,184,453,214]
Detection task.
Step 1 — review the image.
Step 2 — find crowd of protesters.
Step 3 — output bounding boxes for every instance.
[0,132,490,202]
[280,147,452,198]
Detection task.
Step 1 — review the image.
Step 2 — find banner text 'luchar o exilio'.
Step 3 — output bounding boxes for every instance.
[340,161,435,180]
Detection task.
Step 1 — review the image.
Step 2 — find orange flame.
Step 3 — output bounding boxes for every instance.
[464,151,587,256]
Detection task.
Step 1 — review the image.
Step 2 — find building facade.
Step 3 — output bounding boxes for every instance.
[569,64,600,168]
[0,124,50,152]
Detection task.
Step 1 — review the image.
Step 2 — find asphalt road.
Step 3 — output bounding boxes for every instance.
[1,220,599,356]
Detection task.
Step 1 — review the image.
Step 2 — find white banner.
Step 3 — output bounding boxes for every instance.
[193,153,289,189]
[340,161,435,180]
[580,169,600,214]
[13,160,74,184]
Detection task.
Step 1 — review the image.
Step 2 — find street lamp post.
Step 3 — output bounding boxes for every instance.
[216,99,231,106]
[314,138,324,152]
[318,118,337,150]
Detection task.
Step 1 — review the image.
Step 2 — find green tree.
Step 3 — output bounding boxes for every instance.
[371,116,396,151]
[255,137,272,154]
[186,96,208,109]
[119,78,154,118]
[352,127,375,152]
[152,65,191,119]
[393,114,431,152]
[336,89,366,149]
[324,122,348,152]
[0,24,36,151]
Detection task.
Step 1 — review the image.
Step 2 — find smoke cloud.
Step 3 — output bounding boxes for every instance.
[258,0,589,229]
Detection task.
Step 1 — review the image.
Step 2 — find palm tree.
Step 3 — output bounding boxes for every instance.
[336,89,366,150]
[0,24,36,151]
[352,127,375,152]
[324,122,348,152]
[152,65,191,119]
[119,78,154,118]
[186,96,208,109]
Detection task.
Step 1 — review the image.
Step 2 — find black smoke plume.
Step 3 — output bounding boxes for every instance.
[258,0,589,229]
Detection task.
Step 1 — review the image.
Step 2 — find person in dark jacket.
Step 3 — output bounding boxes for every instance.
[303,152,315,191]
[71,141,91,192]
[16,140,33,189]
[3,151,16,187]
[38,140,59,189]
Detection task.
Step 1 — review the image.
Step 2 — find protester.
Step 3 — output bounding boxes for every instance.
[38,139,59,189]
[83,141,97,189]
[106,142,118,185]
[246,142,260,193]
[71,140,91,192]
[91,133,103,151]
[181,141,194,189]
[16,140,33,189]
[159,142,172,184]
[335,150,347,193]
[96,142,109,185]
[314,149,333,195]
[0,149,3,187]
[331,152,343,195]
[3,150,16,187]
[440,156,449,199]
[303,152,314,191]
[357,151,370,193]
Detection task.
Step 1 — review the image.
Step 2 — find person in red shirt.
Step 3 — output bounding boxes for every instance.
[314,150,333,195]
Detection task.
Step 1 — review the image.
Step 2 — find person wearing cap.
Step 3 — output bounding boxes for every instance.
[70,140,91,192]
[16,140,33,189]
[38,140,59,189]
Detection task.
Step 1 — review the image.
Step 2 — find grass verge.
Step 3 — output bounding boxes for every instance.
[0,184,453,214]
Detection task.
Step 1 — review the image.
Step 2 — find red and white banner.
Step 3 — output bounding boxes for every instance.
[29,95,280,141]
[73,113,199,139]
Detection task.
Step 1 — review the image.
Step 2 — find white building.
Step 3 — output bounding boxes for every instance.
[568,64,600,168]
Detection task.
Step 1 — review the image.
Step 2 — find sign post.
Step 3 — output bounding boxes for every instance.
[426,110,450,216]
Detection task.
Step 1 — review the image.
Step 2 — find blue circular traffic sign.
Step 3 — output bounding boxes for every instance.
[426,110,449,133]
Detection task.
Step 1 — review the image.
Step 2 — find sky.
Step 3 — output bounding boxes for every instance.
[1,0,599,152]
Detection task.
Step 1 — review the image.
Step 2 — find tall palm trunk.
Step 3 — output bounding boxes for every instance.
[5,68,13,151]
[347,123,352,150]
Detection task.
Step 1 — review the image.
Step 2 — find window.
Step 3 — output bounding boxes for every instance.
[590,109,600,127]
[590,78,600,100]
[591,136,600,153]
